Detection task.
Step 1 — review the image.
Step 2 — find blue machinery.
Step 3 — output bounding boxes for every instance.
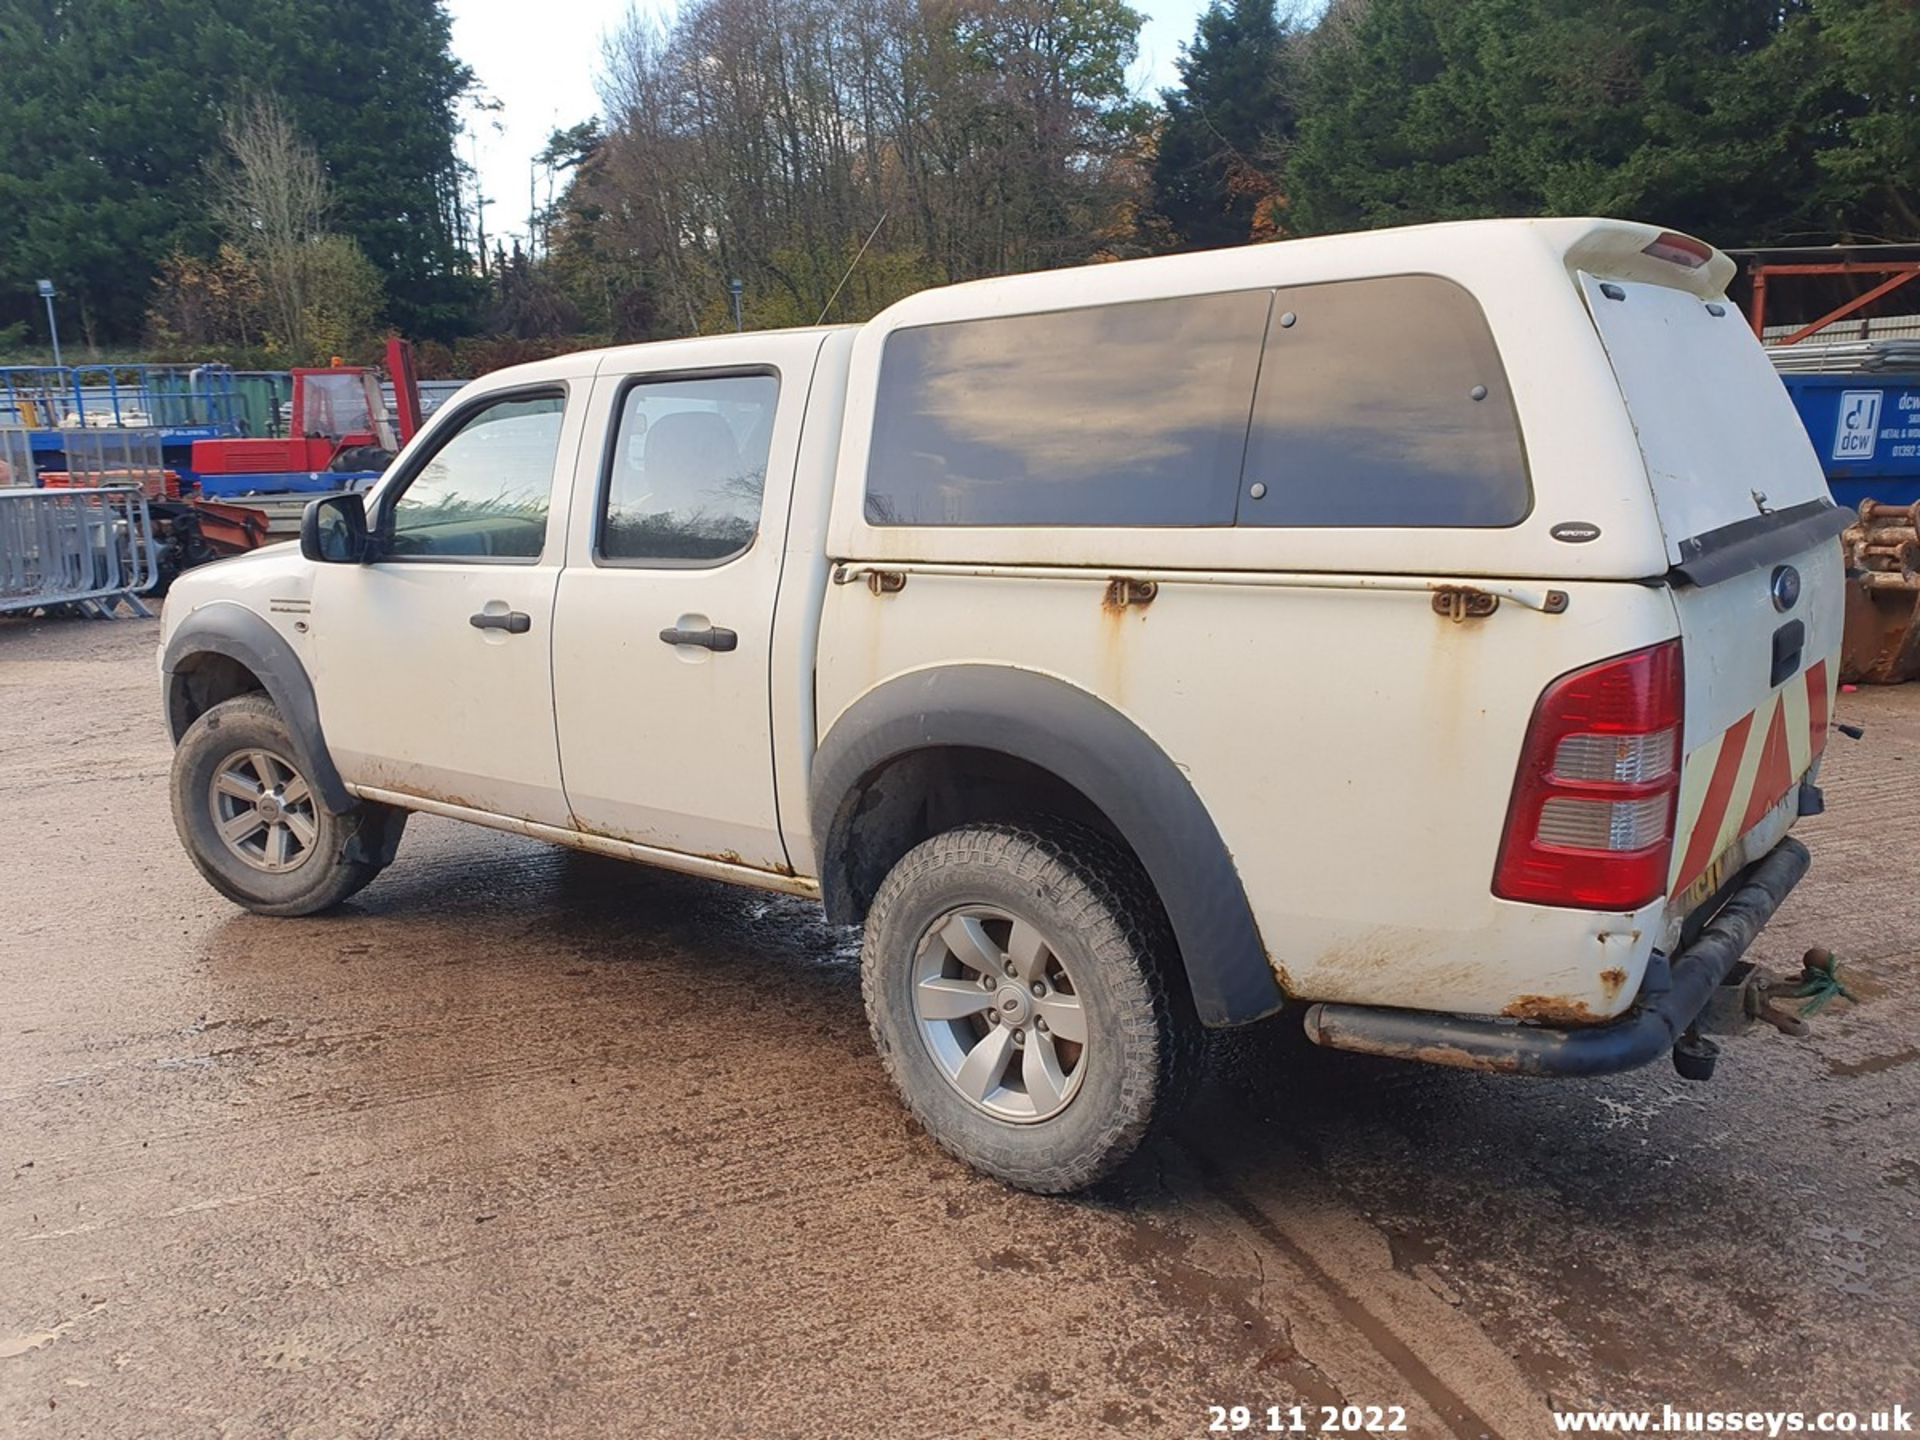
[0,365,291,471]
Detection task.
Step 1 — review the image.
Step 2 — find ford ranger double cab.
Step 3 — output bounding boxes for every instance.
[159,219,1849,1192]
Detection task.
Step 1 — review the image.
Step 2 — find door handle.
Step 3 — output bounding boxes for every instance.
[1770,619,1805,688]
[470,610,531,634]
[658,624,737,652]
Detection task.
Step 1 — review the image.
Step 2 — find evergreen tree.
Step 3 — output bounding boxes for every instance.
[265,0,480,340]
[0,0,253,344]
[1811,0,1920,239]
[1149,0,1297,250]
[0,0,477,347]
[1281,0,1910,248]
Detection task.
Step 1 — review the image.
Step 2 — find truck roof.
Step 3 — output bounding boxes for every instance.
[864,218,1734,336]
[469,218,1731,396]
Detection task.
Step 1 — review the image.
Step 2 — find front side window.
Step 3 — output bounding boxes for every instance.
[385,393,566,560]
[600,373,779,564]
[865,291,1269,527]
[1240,276,1530,527]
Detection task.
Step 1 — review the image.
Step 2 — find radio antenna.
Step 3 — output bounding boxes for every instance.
[817,211,889,325]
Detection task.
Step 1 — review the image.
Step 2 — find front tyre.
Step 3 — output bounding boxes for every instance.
[169,693,405,916]
[861,822,1192,1193]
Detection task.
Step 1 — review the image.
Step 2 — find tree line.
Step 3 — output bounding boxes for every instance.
[522,0,1918,351]
[1,0,1915,368]
[0,0,472,358]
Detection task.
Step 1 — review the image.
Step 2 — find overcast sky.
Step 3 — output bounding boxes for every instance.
[445,0,1212,250]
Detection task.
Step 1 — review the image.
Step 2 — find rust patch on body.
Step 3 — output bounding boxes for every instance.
[1430,585,1498,622]
[1599,966,1629,1001]
[1312,1028,1531,1074]
[1502,993,1605,1026]
[1097,577,1155,706]
[1397,1043,1530,1074]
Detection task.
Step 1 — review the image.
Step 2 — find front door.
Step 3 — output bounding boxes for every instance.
[551,335,823,870]
[311,384,583,826]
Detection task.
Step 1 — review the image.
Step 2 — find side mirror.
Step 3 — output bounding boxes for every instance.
[300,493,370,563]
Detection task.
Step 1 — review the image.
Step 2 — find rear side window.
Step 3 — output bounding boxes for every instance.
[600,373,779,564]
[1240,276,1529,527]
[865,291,1269,526]
[864,275,1528,532]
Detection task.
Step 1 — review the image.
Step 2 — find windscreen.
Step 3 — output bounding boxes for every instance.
[300,371,398,450]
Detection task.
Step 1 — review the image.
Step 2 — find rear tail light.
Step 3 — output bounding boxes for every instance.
[1494,641,1684,910]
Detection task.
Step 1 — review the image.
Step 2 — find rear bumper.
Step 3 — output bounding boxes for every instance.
[1302,837,1810,1077]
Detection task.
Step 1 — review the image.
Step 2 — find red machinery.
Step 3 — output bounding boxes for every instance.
[153,338,428,585]
[189,338,422,479]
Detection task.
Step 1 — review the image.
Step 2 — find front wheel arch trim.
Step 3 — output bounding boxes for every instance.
[162,603,353,814]
[810,665,1284,1028]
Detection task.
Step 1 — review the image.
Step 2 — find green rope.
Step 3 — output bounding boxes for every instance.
[1789,961,1857,1017]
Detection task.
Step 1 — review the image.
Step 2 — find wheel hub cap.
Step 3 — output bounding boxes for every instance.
[208,747,318,874]
[910,905,1089,1124]
[993,986,1033,1025]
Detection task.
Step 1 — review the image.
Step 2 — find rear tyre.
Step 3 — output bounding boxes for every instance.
[861,821,1194,1193]
[170,692,405,916]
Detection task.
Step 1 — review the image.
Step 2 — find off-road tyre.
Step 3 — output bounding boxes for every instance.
[170,692,405,917]
[861,820,1199,1193]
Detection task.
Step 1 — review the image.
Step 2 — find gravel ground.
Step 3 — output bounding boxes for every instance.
[2,616,1915,1438]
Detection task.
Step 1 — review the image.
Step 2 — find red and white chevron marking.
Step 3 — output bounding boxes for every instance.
[1668,658,1832,898]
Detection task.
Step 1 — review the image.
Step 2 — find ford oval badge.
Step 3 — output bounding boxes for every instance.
[1771,564,1801,613]
[1550,521,1602,544]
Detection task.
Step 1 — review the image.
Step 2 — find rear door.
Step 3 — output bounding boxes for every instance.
[550,332,826,872]
[1579,272,1849,915]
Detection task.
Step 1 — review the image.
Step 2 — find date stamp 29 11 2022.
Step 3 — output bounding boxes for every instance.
[1206,1404,1409,1435]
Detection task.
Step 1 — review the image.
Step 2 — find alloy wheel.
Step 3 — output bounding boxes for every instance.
[911,905,1089,1123]
[208,747,319,874]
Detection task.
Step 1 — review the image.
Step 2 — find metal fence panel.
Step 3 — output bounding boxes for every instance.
[0,426,32,488]
[0,485,159,617]
[57,428,168,494]
[0,365,244,434]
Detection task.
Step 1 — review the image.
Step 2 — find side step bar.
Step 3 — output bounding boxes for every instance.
[1302,838,1811,1078]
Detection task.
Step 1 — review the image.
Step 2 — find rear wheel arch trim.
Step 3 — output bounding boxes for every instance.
[162,603,353,814]
[810,665,1284,1028]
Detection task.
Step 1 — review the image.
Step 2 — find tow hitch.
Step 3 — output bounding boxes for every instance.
[1688,947,1859,1078]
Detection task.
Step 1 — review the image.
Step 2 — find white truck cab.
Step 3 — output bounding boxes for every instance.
[160,218,1848,1192]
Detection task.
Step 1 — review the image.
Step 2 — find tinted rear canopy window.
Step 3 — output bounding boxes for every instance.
[865,290,1269,526]
[1243,276,1529,527]
[863,274,1528,530]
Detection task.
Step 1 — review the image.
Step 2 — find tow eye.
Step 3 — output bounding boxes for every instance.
[1679,947,1858,1079]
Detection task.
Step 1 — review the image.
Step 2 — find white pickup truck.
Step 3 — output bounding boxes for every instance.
[159,218,1849,1192]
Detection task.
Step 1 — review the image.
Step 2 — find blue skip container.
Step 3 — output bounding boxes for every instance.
[1778,372,1920,510]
